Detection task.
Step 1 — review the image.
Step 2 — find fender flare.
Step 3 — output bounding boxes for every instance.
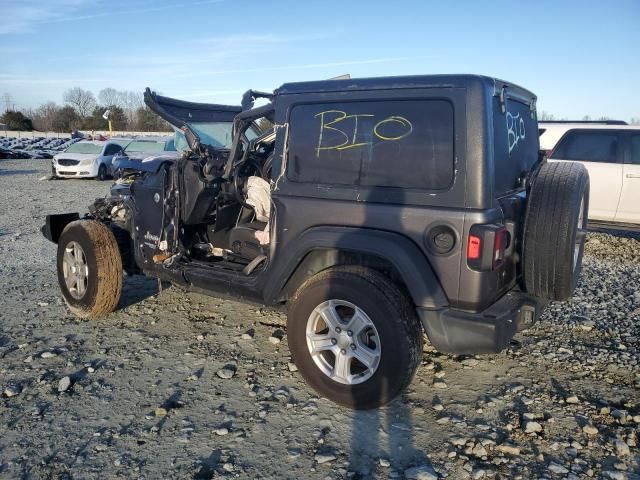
[41,213,80,243]
[265,226,449,309]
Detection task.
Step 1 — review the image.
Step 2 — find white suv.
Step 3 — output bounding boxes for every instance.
[541,121,640,227]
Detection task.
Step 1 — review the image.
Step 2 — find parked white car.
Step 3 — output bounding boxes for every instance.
[542,121,640,227]
[52,139,130,180]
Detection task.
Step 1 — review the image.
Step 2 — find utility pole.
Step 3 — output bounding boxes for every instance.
[3,93,12,113]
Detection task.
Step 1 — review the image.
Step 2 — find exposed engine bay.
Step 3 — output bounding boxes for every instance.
[89,89,277,277]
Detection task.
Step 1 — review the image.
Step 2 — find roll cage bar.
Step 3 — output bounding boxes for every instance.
[223,101,275,180]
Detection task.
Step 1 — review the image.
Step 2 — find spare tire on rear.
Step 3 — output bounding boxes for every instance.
[522,161,589,301]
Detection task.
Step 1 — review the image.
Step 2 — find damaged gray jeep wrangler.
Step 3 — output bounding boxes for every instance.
[43,75,589,409]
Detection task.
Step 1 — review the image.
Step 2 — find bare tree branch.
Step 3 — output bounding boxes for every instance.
[63,87,96,117]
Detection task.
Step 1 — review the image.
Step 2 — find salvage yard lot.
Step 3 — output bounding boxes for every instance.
[0,158,638,479]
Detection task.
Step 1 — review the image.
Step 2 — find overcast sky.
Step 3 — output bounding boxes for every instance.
[1,0,638,120]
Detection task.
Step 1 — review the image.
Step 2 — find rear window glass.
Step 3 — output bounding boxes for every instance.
[492,98,539,195]
[551,131,619,163]
[287,100,454,190]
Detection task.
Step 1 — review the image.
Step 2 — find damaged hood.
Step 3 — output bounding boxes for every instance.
[139,152,180,168]
[113,151,180,175]
[123,152,178,162]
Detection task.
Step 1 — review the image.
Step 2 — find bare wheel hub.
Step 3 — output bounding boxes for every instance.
[62,241,89,299]
[305,299,381,385]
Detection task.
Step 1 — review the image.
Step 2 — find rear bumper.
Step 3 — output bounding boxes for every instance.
[418,291,545,354]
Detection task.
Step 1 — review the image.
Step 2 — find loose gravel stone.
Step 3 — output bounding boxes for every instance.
[471,469,486,479]
[582,425,599,435]
[472,443,488,457]
[241,329,254,340]
[451,437,468,447]
[524,421,543,434]
[602,471,626,480]
[548,462,569,474]
[287,448,302,458]
[3,384,21,397]
[216,366,236,379]
[57,376,71,393]
[404,465,439,480]
[314,451,337,464]
[461,358,479,367]
[268,329,284,344]
[613,438,630,457]
[495,444,520,455]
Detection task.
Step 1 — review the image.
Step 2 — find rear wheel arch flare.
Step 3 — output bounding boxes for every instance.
[268,227,449,309]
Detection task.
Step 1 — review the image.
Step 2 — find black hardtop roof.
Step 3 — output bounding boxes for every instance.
[275,74,536,100]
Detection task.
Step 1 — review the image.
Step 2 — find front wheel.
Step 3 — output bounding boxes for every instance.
[287,267,423,409]
[97,164,108,181]
[56,220,123,318]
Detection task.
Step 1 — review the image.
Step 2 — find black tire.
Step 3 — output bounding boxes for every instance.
[287,266,423,409]
[56,220,123,318]
[523,161,589,301]
[97,164,108,181]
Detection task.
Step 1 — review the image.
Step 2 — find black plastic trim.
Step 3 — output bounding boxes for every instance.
[418,291,545,354]
[41,213,80,243]
[264,226,449,309]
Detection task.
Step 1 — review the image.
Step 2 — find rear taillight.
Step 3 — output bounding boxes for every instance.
[467,224,510,271]
[492,226,509,270]
[467,235,481,260]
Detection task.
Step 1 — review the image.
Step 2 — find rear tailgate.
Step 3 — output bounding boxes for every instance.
[491,81,540,197]
[492,81,540,293]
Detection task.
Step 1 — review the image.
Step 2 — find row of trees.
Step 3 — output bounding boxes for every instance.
[1,87,172,132]
[538,111,640,123]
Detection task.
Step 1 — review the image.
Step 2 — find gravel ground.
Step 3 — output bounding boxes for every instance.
[0,158,638,480]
